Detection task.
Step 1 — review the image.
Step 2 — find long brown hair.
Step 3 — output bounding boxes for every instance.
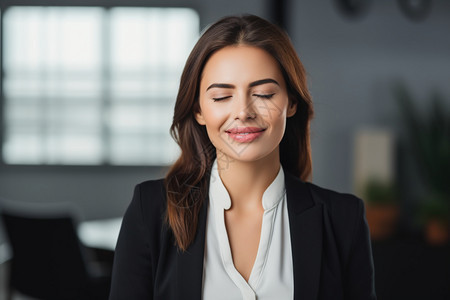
[165,15,314,251]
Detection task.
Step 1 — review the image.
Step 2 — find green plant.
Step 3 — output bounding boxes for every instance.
[419,193,450,225]
[364,179,398,206]
[394,83,450,222]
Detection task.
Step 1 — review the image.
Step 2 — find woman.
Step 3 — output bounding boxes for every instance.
[110,15,376,300]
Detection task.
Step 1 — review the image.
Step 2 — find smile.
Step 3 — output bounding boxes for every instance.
[225,127,266,143]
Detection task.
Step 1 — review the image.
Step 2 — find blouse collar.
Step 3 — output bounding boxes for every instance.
[209,159,286,211]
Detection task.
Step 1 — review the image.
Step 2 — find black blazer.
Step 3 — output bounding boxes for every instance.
[110,170,376,300]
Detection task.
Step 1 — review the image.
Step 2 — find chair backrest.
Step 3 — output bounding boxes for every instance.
[1,209,91,299]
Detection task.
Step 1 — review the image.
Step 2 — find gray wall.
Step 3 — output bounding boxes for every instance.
[288,0,450,193]
[1,0,449,240]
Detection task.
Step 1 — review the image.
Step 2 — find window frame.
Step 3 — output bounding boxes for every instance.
[0,0,201,168]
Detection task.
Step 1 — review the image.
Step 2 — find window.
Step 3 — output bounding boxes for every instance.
[2,6,199,165]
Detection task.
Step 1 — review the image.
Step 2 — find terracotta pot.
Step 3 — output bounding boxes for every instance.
[425,219,449,245]
[365,204,399,240]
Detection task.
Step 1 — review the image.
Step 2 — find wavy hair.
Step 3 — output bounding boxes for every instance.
[165,15,314,251]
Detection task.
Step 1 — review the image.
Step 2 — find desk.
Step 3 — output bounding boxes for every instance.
[78,218,122,251]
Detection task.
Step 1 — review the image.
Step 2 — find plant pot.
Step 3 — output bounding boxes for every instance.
[365,204,399,240]
[425,219,449,246]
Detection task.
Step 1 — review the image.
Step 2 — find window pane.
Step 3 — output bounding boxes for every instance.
[4,7,102,71]
[2,6,198,165]
[108,7,197,165]
[4,132,43,164]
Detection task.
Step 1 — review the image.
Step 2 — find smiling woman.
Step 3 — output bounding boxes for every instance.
[110,14,377,300]
[195,45,296,163]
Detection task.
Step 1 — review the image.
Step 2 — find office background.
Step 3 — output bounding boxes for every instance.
[0,0,449,299]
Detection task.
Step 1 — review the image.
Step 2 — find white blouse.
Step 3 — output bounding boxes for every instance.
[202,160,294,300]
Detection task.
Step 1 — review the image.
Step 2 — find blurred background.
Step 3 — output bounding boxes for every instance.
[0,0,449,299]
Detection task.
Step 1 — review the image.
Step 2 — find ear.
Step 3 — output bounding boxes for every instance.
[195,110,206,125]
[287,101,297,118]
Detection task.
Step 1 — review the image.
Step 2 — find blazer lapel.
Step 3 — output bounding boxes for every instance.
[174,173,323,300]
[175,197,208,299]
[285,171,323,300]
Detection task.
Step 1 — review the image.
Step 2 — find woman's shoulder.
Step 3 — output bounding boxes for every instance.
[130,178,167,218]
[136,178,166,195]
[305,181,364,214]
[305,181,367,242]
[284,171,363,215]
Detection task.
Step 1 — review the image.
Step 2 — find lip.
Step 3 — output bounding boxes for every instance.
[225,127,266,143]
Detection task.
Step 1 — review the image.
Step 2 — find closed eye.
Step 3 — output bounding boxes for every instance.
[213,96,232,102]
[253,93,275,99]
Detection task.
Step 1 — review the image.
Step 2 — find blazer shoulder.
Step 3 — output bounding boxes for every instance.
[137,177,165,190]
[305,182,369,254]
[284,170,363,217]
[136,178,166,197]
[305,182,366,242]
[306,181,364,217]
[132,178,167,225]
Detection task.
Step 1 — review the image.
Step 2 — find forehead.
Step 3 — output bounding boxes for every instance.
[200,45,285,88]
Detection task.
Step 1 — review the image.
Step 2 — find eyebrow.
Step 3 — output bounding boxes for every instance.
[206,78,279,91]
[249,78,279,88]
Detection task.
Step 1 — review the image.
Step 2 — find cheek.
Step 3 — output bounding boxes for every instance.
[273,115,287,138]
[200,103,228,133]
[257,99,288,124]
[263,100,289,138]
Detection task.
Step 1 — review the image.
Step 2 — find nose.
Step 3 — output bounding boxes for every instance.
[234,94,257,121]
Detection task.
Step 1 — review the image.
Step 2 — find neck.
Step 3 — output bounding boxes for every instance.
[216,148,281,211]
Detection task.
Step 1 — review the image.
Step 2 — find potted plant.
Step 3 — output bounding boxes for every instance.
[395,83,450,245]
[420,193,450,245]
[364,179,399,240]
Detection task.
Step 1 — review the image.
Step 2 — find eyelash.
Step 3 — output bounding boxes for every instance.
[253,93,275,99]
[212,93,275,102]
[212,96,232,102]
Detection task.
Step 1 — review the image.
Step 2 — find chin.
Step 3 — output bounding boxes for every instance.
[216,144,279,164]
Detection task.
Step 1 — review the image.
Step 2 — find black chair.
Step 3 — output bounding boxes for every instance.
[0,204,111,300]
